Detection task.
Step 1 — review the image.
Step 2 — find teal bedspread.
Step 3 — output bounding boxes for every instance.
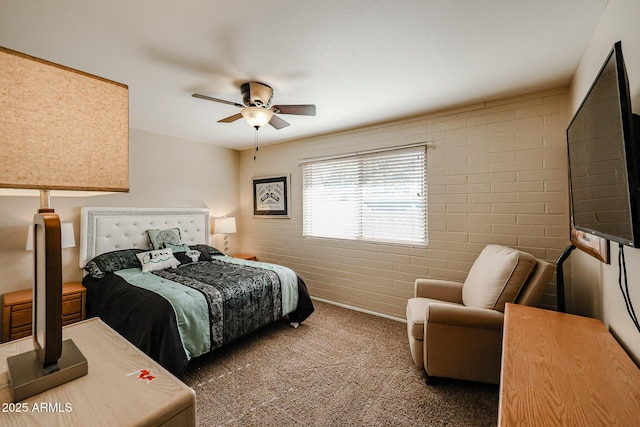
[116,257,299,361]
[116,268,210,359]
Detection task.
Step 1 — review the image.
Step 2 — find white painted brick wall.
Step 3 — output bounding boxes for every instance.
[239,88,570,319]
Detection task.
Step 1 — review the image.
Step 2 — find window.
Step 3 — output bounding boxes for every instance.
[302,146,427,246]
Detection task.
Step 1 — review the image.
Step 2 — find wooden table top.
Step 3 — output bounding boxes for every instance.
[0,318,195,426]
[499,303,640,426]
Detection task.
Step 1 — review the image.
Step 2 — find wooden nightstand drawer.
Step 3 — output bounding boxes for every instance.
[10,305,31,328]
[62,295,82,315]
[10,324,31,341]
[62,312,82,325]
[2,282,86,343]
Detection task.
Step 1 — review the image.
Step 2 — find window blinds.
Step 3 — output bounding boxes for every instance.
[302,146,427,246]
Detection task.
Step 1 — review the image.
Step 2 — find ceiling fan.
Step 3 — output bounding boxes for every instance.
[192,81,316,130]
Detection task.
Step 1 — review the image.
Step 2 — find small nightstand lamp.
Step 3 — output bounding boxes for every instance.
[0,47,129,402]
[214,216,236,256]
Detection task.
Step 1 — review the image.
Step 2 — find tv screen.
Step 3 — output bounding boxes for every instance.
[567,41,640,247]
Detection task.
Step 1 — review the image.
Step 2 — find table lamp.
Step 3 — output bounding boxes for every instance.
[214,217,236,256]
[0,46,129,402]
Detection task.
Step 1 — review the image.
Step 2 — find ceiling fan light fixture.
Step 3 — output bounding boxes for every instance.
[241,107,273,128]
[193,82,313,131]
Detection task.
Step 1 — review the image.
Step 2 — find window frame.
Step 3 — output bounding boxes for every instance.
[302,145,428,247]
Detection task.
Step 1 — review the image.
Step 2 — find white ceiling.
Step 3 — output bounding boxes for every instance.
[0,0,607,150]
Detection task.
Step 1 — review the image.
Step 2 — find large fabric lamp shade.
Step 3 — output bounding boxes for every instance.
[0,46,129,194]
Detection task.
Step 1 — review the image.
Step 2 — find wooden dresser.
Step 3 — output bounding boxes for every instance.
[0,318,195,426]
[2,282,86,343]
[499,303,640,426]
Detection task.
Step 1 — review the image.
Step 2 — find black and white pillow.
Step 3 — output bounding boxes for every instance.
[83,248,145,278]
[146,228,182,250]
[136,248,181,272]
[169,244,216,264]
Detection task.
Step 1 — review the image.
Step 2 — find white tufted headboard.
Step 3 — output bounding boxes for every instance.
[80,207,211,268]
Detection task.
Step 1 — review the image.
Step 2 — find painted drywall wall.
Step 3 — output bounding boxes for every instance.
[568,0,640,363]
[0,128,240,296]
[240,87,570,319]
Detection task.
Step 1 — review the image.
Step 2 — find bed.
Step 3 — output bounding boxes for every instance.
[79,207,314,376]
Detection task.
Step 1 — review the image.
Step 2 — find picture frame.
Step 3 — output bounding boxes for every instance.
[253,175,290,217]
[570,227,610,264]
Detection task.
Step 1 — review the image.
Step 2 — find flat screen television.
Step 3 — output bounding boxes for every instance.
[567,41,640,247]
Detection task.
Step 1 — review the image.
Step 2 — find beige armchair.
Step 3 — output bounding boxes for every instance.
[406,245,554,384]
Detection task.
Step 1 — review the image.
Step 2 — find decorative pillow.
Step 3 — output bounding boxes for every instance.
[174,250,201,265]
[172,245,214,264]
[147,228,182,250]
[163,242,191,253]
[189,244,223,257]
[84,249,145,278]
[136,248,181,272]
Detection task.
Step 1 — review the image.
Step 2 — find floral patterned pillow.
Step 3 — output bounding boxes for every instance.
[189,244,224,257]
[171,245,217,264]
[146,228,182,250]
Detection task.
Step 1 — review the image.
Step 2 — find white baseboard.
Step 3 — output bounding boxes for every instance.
[311,296,407,324]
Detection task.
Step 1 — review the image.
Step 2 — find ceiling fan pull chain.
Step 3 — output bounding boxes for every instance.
[254,127,259,161]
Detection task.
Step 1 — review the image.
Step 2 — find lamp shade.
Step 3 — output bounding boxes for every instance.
[0,46,129,193]
[26,223,75,251]
[241,107,273,128]
[214,217,237,234]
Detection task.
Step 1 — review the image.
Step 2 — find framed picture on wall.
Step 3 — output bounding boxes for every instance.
[253,175,290,217]
[570,227,609,264]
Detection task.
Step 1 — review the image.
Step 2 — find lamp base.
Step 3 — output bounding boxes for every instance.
[7,339,88,402]
[224,233,230,256]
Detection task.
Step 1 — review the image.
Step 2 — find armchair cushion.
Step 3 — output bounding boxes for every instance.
[462,244,536,312]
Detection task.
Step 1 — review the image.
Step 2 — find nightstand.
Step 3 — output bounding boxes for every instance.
[1,282,86,343]
[233,253,257,261]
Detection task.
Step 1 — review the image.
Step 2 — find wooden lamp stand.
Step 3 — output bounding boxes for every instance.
[6,200,87,402]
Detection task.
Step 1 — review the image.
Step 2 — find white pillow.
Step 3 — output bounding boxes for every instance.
[136,248,181,272]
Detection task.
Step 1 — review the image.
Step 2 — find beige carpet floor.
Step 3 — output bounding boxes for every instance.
[182,300,498,426]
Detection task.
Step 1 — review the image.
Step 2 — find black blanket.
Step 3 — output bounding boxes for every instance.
[83,259,313,376]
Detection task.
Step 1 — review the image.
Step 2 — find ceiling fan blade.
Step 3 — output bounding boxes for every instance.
[218,113,243,123]
[269,114,290,130]
[192,93,243,108]
[272,104,316,116]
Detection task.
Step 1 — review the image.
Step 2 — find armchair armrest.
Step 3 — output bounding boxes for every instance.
[414,278,463,303]
[423,302,505,384]
[426,303,504,331]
